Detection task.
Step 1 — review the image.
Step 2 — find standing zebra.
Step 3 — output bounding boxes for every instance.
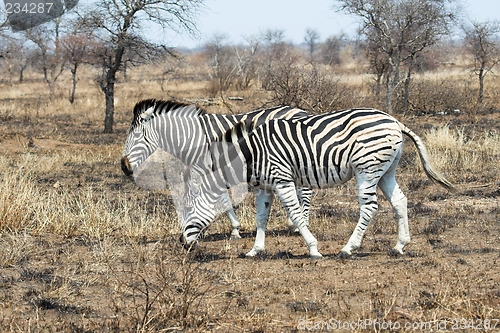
[181,108,456,259]
[121,99,312,239]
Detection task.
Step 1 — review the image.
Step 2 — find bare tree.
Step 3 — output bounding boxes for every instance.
[335,0,458,112]
[365,38,389,98]
[260,29,292,91]
[24,21,66,100]
[205,33,236,96]
[262,29,288,59]
[304,28,320,63]
[320,34,346,66]
[233,35,260,90]
[0,35,30,83]
[60,33,97,103]
[80,0,204,133]
[463,20,500,104]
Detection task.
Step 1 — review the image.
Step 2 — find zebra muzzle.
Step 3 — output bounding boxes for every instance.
[179,234,198,252]
[121,156,133,176]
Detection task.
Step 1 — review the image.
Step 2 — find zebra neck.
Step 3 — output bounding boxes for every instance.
[211,138,251,188]
[157,115,210,166]
[202,113,243,142]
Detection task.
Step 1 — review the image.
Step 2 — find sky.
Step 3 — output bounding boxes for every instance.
[165,0,500,49]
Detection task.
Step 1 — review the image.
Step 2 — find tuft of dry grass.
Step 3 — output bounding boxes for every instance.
[420,126,500,184]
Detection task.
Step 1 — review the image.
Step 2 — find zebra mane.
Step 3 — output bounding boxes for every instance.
[223,119,254,143]
[131,99,207,126]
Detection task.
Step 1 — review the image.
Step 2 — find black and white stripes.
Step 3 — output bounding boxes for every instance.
[121,99,312,239]
[181,107,456,258]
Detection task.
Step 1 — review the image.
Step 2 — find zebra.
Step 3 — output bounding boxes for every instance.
[121,99,312,240]
[180,108,457,259]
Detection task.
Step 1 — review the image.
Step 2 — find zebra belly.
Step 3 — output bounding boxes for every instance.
[292,164,353,189]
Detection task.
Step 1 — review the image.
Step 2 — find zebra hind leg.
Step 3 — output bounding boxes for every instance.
[245,188,274,257]
[339,174,379,258]
[379,168,410,255]
[274,183,322,260]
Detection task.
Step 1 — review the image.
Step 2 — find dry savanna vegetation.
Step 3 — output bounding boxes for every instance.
[0,49,499,333]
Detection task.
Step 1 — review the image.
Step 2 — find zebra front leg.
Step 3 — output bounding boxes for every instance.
[274,183,322,260]
[219,191,242,239]
[225,208,242,239]
[339,174,379,258]
[245,188,273,257]
[286,187,312,232]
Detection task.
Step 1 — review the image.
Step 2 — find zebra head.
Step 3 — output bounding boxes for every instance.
[179,167,216,250]
[121,104,160,177]
[122,99,211,179]
[179,160,237,250]
[179,135,251,251]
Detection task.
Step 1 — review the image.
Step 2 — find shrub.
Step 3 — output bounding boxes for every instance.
[404,77,476,115]
[262,63,356,113]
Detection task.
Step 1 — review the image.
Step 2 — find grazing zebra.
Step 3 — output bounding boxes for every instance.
[181,108,456,259]
[121,99,312,239]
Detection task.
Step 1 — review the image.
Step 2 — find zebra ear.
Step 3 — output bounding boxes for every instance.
[139,106,155,121]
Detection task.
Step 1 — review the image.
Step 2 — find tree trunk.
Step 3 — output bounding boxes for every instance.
[386,72,395,113]
[386,58,400,113]
[375,72,382,97]
[69,63,78,104]
[403,58,414,113]
[478,67,485,104]
[100,46,125,133]
[99,66,117,133]
[48,81,55,101]
[103,82,115,133]
[19,66,24,83]
[123,60,127,82]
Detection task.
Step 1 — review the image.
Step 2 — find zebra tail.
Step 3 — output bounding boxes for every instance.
[400,123,458,193]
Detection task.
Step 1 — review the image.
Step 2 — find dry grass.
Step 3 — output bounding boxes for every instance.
[422,126,500,183]
[0,60,499,332]
[0,171,178,240]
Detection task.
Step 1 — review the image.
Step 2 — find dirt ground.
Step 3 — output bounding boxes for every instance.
[0,110,499,332]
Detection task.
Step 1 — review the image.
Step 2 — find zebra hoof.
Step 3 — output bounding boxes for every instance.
[230,233,242,240]
[310,254,323,260]
[389,248,404,257]
[245,248,263,258]
[337,251,351,259]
